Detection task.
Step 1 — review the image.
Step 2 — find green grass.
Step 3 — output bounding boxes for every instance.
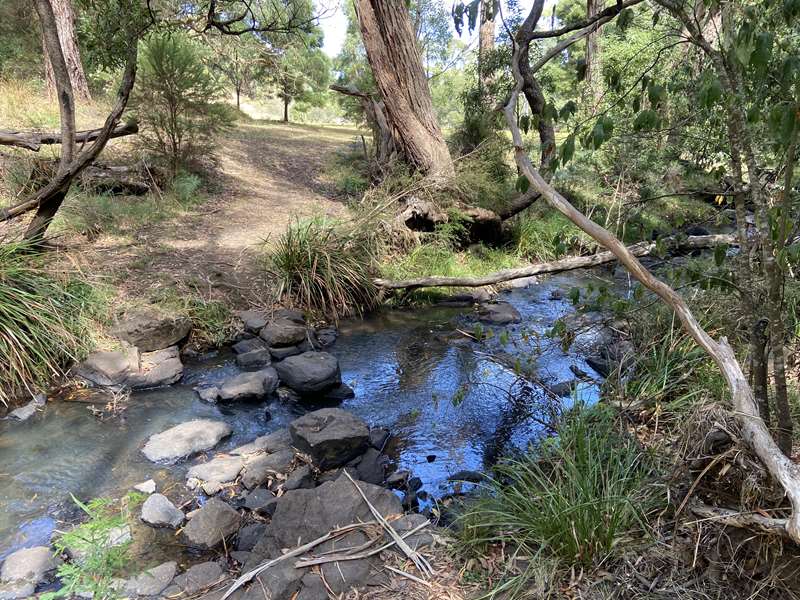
[457,405,660,598]
[0,243,105,405]
[150,287,239,348]
[264,217,380,320]
[43,493,143,600]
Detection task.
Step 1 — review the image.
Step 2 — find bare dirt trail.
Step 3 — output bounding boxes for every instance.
[76,120,360,307]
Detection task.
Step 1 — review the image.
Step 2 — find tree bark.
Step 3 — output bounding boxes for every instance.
[478,0,497,92]
[283,96,289,123]
[584,0,601,104]
[330,84,397,170]
[0,122,138,152]
[374,234,736,290]
[41,0,91,102]
[354,0,454,180]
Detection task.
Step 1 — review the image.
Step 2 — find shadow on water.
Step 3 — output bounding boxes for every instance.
[0,270,609,558]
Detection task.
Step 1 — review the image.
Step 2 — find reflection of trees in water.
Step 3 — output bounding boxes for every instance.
[394,326,452,391]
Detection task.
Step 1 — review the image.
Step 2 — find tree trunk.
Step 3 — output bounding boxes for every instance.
[283,96,289,123]
[478,0,497,92]
[236,86,241,110]
[41,0,91,102]
[354,0,454,180]
[584,0,601,104]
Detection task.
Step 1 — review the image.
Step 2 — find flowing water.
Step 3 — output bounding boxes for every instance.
[0,270,613,559]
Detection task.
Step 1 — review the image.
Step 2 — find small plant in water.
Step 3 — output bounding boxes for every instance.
[43,493,143,600]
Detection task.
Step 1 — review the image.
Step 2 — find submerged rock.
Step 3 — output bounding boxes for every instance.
[141,493,184,528]
[218,369,279,402]
[182,499,240,548]
[142,419,231,463]
[111,308,191,352]
[274,352,341,395]
[289,408,369,470]
[478,302,521,324]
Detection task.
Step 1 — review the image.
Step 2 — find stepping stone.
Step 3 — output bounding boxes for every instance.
[274,352,341,395]
[142,419,231,463]
[141,494,184,528]
[123,561,176,597]
[182,500,240,548]
[289,408,369,470]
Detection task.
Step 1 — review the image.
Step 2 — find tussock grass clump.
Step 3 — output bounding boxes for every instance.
[0,243,102,405]
[265,218,379,320]
[458,406,660,597]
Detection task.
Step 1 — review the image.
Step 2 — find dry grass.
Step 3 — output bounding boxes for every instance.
[0,78,111,130]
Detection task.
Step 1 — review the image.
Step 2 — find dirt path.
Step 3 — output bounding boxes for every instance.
[75,121,361,308]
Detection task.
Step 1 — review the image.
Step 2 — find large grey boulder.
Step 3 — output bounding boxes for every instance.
[260,319,308,348]
[187,455,246,486]
[232,337,268,355]
[236,348,272,371]
[123,561,177,596]
[236,310,269,334]
[74,345,139,387]
[218,369,279,402]
[141,493,184,528]
[274,352,341,395]
[182,499,240,548]
[1,546,58,586]
[142,420,231,463]
[289,409,369,470]
[111,308,191,352]
[478,302,521,325]
[126,346,183,389]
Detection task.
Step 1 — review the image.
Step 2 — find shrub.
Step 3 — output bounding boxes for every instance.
[0,243,102,405]
[132,33,234,175]
[458,406,660,597]
[265,219,379,320]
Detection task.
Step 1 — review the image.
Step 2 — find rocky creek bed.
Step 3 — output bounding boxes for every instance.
[0,270,629,599]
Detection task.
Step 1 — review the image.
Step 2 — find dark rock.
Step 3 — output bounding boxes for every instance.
[550,380,578,397]
[275,386,301,403]
[182,499,240,547]
[402,491,419,511]
[141,493,184,528]
[478,302,521,324]
[426,454,437,463]
[236,523,266,551]
[274,352,341,395]
[231,428,292,455]
[237,310,268,334]
[273,308,305,324]
[325,383,355,401]
[586,355,612,377]
[407,476,423,492]
[316,466,358,485]
[218,369,279,402]
[111,308,191,352]
[284,465,315,490]
[244,489,278,516]
[241,449,296,489]
[314,327,338,348]
[173,561,225,595]
[447,470,486,484]
[389,514,433,550]
[289,408,369,470]
[296,573,328,600]
[142,420,231,463]
[233,337,268,355]
[685,225,711,236]
[260,319,308,348]
[268,344,305,361]
[386,470,409,489]
[236,348,272,371]
[368,427,390,451]
[230,551,252,565]
[250,563,303,600]
[74,345,139,387]
[355,448,387,485]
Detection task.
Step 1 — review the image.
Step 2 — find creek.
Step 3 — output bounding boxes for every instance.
[0,270,615,560]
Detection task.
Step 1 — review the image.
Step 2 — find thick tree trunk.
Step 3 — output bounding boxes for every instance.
[41,0,91,102]
[330,84,397,170]
[354,0,454,180]
[478,0,497,92]
[283,96,289,123]
[584,0,601,104]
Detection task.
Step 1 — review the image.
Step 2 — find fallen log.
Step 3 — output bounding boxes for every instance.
[690,502,790,538]
[374,233,736,290]
[0,122,138,152]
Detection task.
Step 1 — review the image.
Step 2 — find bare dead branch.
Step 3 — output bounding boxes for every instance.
[0,122,138,152]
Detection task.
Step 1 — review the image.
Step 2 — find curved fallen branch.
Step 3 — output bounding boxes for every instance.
[690,502,790,538]
[0,122,138,152]
[502,9,800,542]
[374,234,735,290]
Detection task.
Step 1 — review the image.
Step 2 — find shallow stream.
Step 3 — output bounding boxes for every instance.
[0,270,612,559]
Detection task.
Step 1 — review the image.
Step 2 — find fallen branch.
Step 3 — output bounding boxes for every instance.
[0,122,138,152]
[689,502,790,538]
[373,234,735,290]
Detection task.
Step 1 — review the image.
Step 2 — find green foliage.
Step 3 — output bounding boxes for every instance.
[265,218,379,320]
[457,405,660,597]
[509,210,588,262]
[43,493,143,600]
[0,243,103,405]
[133,32,234,174]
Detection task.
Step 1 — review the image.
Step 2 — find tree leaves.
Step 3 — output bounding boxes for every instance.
[616,8,634,31]
[559,100,577,121]
[633,109,659,131]
[560,134,575,165]
[647,82,666,108]
[750,31,774,75]
[767,102,799,144]
[515,175,531,193]
[697,73,722,108]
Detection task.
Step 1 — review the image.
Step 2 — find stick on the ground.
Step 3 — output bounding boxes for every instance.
[689,502,790,538]
[373,234,736,290]
[0,122,138,152]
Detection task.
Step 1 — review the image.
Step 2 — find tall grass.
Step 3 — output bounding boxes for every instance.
[0,243,102,405]
[458,406,660,598]
[265,218,379,320]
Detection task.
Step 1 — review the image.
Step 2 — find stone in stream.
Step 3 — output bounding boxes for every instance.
[172,561,225,595]
[236,310,269,334]
[314,326,338,348]
[232,337,268,355]
[142,419,232,463]
[182,499,240,548]
[447,470,487,484]
[218,369,279,402]
[324,383,355,401]
[274,352,341,395]
[289,408,369,470]
[111,307,191,352]
[134,479,156,494]
[74,345,139,387]
[236,523,267,551]
[230,428,292,456]
[260,318,308,348]
[141,493,184,528]
[126,345,183,389]
[368,427,390,451]
[235,348,272,371]
[187,455,246,488]
[196,386,220,403]
[0,546,59,591]
[353,448,387,485]
[283,464,314,490]
[244,488,278,516]
[550,380,578,398]
[268,343,308,361]
[240,448,296,489]
[123,561,176,597]
[478,302,522,324]
[8,394,46,422]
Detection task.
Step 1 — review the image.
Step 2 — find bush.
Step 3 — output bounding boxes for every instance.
[265,219,379,320]
[133,33,234,174]
[458,406,660,597]
[0,243,102,405]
